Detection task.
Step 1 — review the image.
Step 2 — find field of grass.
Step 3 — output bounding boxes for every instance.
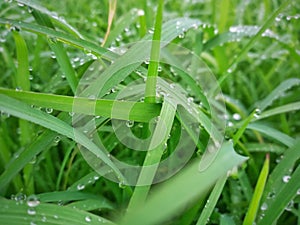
[0,0,300,224]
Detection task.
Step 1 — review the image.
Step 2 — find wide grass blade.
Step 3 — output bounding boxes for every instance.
[0,94,123,180]
[243,154,269,225]
[257,140,300,225]
[0,88,160,122]
[120,141,247,225]
[0,198,115,225]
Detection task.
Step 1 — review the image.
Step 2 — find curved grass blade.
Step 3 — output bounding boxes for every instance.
[247,123,295,147]
[0,18,115,60]
[17,0,83,38]
[102,0,117,47]
[0,94,123,181]
[256,78,300,111]
[257,140,300,225]
[242,154,269,225]
[253,102,300,121]
[32,9,79,94]
[120,141,247,225]
[196,175,227,225]
[258,164,300,225]
[0,198,115,225]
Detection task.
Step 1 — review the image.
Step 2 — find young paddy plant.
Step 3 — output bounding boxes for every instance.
[0,0,299,224]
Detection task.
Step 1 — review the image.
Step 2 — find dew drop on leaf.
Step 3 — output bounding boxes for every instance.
[282,175,291,183]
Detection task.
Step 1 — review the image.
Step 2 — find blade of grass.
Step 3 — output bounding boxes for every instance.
[258,163,300,225]
[126,100,176,211]
[257,139,300,224]
[196,175,228,225]
[0,113,70,190]
[17,0,83,38]
[256,78,300,111]
[252,102,300,121]
[32,10,79,94]
[102,0,117,47]
[120,141,247,225]
[216,0,292,87]
[12,30,34,194]
[0,88,160,122]
[144,0,164,103]
[243,154,269,225]
[247,123,295,147]
[0,94,124,181]
[0,198,115,225]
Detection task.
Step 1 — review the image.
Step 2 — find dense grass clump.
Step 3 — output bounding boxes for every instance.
[0,0,299,224]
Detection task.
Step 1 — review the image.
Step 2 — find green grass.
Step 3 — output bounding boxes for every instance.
[0,0,300,225]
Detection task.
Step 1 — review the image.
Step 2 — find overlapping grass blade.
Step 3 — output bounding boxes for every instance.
[0,94,123,180]
[196,175,227,225]
[17,0,83,38]
[243,154,269,225]
[256,78,300,111]
[120,141,247,225]
[0,88,160,122]
[217,0,292,87]
[247,123,295,147]
[0,113,69,190]
[0,198,115,225]
[257,140,300,225]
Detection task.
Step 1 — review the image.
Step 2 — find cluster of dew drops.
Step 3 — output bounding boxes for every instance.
[8,192,105,224]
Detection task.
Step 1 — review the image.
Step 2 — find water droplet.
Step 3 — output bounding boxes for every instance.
[297,189,300,195]
[48,36,57,44]
[27,208,36,215]
[88,95,96,100]
[54,136,60,144]
[282,175,291,183]
[158,65,162,72]
[233,113,241,120]
[285,200,294,211]
[260,202,268,211]
[187,97,194,104]
[94,175,100,181]
[27,7,33,13]
[46,108,53,114]
[50,52,56,59]
[69,112,75,117]
[169,83,175,89]
[27,195,40,207]
[41,216,47,222]
[126,120,134,128]
[30,221,37,225]
[137,9,145,16]
[148,28,154,34]
[15,86,22,91]
[178,33,185,38]
[118,181,126,189]
[85,216,92,222]
[14,193,26,203]
[53,215,58,219]
[77,184,85,190]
